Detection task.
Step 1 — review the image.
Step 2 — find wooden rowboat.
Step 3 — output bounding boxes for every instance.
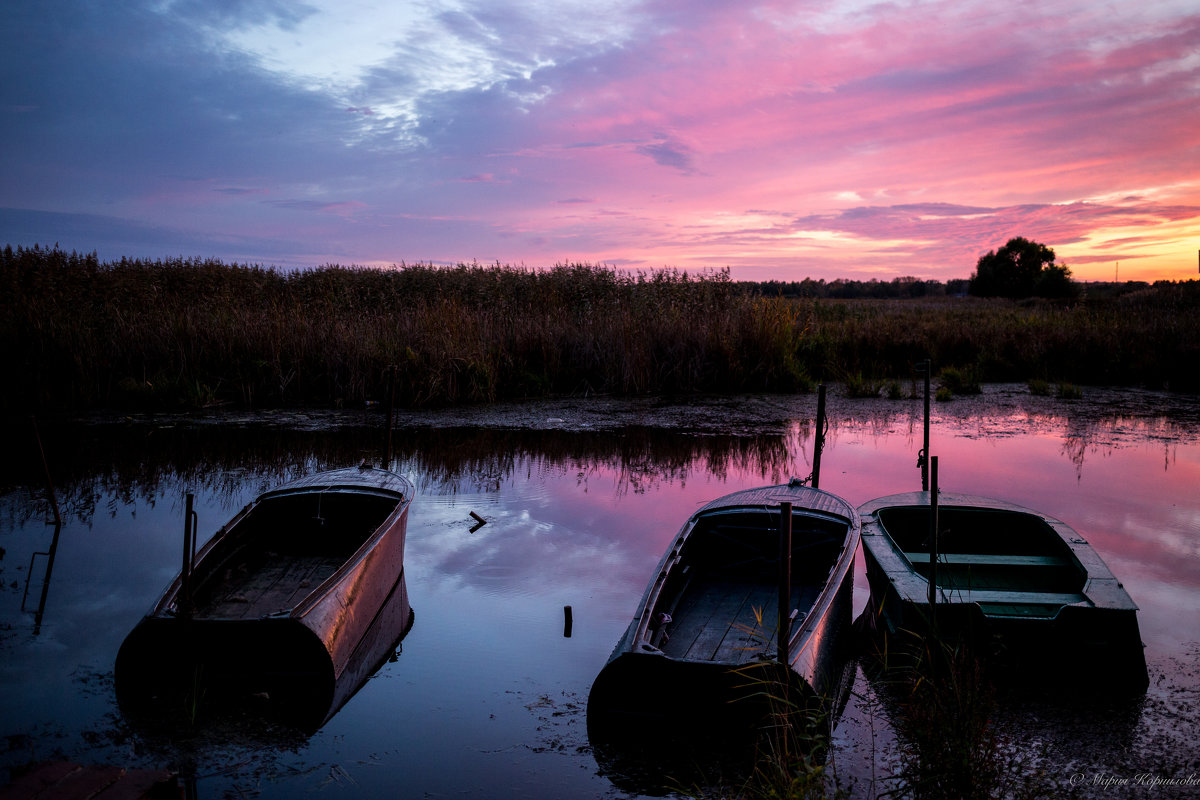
[116,465,415,728]
[858,491,1148,688]
[587,479,860,732]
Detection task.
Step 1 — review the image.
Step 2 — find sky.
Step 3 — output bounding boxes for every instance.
[2,0,1199,283]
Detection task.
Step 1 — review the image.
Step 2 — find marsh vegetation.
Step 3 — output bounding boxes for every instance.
[3,245,1197,413]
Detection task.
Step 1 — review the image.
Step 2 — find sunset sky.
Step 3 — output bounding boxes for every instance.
[3,0,1198,282]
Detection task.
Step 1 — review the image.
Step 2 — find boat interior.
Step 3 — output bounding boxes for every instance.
[879,505,1087,608]
[188,490,399,619]
[650,507,848,665]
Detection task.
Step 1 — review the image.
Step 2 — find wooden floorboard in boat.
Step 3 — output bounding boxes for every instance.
[198,553,344,619]
[664,580,776,664]
[662,580,827,665]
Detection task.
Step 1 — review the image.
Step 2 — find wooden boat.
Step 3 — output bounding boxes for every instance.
[116,465,415,728]
[858,491,1148,688]
[587,480,860,732]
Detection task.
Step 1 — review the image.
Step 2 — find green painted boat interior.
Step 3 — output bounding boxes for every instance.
[878,506,1087,605]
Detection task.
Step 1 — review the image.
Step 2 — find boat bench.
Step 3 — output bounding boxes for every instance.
[937,589,1088,606]
[903,552,1069,567]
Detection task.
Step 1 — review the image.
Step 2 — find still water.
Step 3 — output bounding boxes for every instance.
[2,386,1198,798]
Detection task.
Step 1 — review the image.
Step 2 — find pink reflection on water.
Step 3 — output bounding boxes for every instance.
[532,411,1200,667]
[822,415,1200,659]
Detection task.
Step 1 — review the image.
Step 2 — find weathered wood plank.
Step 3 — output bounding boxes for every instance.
[903,552,1068,567]
[662,580,742,659]
[662,578,831,664]
[943,589,1087,606]
[198,554,342,618]
[0,762,175,800]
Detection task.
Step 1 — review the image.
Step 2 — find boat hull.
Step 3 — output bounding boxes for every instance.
[116,467,415,726]
[589,558,855,727]
[858,491,1148,689]
[588,481,860,732]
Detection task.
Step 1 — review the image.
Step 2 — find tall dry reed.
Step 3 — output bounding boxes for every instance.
[4,245,1196,413]
[1,247,808,411]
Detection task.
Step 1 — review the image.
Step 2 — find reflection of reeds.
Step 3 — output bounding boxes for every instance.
[867,630,1064,800]
[1,421,800,526]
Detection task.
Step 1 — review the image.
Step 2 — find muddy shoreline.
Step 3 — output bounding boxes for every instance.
[41,383,1200,440]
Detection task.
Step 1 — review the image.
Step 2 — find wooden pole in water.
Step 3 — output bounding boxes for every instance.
[180,493,195,618]
[812,384,826,489]
[563,605,573,638]
[928,457,939,608]
[29,522,61,636]
[778,502,793,664]
[920,360,931,491]
[30,417,61,526]
[383,364,397,468]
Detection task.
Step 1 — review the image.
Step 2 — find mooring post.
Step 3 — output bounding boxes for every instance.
[30,416,61,526]
[563,605,573,638]
[27,522,62,636]
[928,457,939,608]
[919,359,931,491]
[812,384,827,489]
[383,364,397,468]
[180,493,195,618]
[778,501,793,664]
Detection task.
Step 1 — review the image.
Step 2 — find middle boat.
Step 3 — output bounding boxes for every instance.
[588,479,860,729]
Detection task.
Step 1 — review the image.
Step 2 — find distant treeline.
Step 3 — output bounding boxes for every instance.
[749,276,969,298]
[3,245,1197,412]
[745,275,1180,300]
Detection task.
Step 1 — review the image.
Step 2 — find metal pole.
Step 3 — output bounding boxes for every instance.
[928,457,939,608]
[778,502,793,664]
[812,384,826,489]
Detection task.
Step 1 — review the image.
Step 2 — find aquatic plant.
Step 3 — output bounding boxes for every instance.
[937,365,982,395]
[675,606,851,800]
[1056,382,1082,400]
[843,372,885,398]
[1027,379,1051,396]
[864,629,1068,800]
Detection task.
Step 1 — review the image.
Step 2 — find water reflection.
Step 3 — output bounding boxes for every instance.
[1,389,1198,798]
[118,570,413,736]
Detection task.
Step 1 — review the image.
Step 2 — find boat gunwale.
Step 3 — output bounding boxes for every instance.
[624,482,860,670]
[149,467,414,622]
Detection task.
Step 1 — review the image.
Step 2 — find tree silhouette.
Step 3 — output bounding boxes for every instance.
[969,237,1072,298]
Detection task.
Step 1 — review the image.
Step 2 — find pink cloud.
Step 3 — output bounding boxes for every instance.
[464,2,1199,280]
[13,0,1197,281]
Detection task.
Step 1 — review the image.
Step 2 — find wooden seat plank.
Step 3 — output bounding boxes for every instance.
[903,552,1068,567]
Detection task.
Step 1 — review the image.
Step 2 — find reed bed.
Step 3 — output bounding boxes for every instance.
[1,246,806,411]
[3,245,1197,412]
[794,287,1199,391]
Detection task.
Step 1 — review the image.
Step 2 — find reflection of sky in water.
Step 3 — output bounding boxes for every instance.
[1,396,1197,797]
